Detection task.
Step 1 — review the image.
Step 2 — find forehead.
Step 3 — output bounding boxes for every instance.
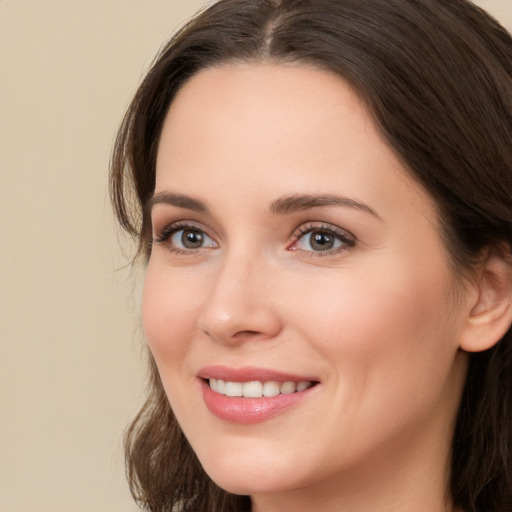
[157,63,376,180]
[155,62,437,224]
[159,62,371,147]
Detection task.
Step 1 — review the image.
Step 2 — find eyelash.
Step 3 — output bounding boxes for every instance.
[289,222,356,256]
[152,221,216,255]
[152,221,356,257]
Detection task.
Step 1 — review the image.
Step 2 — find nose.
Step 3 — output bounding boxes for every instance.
[197,252,283,345]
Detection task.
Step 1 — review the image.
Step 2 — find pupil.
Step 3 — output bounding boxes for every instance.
[182,229,203,248]
[310,232,334,251]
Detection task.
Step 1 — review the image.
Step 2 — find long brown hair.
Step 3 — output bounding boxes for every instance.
[110,1,512,510]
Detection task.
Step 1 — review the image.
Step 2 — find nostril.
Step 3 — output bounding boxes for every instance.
[232,330,262,339]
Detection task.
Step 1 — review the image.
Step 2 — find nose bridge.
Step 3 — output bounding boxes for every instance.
[198,246,281,344]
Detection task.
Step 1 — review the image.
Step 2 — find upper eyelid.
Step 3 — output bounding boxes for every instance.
[292,221,356,240]
[153,219,208,234]
[151,211,221,237]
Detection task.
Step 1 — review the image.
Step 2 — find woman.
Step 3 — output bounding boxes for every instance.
[110,0,512,511]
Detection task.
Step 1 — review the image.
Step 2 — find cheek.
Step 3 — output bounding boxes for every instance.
[141,264,207,427]
[285,260,463,455]
[142,264,201,361]
[288,255,459,384]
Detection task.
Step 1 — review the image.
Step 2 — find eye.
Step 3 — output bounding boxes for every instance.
[289,224,355,254]
[153,223,217,253]
[171,228,214,250]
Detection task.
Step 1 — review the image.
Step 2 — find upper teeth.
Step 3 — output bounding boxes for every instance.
[209,379,312,397]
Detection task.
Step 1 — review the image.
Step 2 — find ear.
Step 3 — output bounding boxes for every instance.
[460,248,512,353]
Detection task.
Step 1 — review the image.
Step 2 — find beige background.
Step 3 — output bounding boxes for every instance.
[1,1,511,511]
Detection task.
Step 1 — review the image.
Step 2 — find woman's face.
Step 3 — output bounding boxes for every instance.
[144,64,471,503]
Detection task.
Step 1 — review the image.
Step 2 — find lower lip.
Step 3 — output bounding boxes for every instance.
[201,380,316,424]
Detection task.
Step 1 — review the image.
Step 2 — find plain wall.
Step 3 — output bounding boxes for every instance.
[1,1,511,511]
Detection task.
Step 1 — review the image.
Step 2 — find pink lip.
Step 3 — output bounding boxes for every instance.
[198,366,319,424]
[197,365,317,383]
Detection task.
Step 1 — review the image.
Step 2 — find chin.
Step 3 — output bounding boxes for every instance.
[206,470,295,497]
[197,445,307,496]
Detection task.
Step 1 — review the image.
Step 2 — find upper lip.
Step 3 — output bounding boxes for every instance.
[197,365,319,383]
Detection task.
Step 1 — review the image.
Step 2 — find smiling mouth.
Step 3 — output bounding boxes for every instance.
[200,369,320,423]
[207,378,315,397]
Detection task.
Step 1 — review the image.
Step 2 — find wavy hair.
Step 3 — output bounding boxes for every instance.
[110,1,512,510]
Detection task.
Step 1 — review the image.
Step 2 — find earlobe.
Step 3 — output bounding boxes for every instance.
[460,249,512,353]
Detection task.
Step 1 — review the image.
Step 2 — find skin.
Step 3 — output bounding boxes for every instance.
[143,63,476,511]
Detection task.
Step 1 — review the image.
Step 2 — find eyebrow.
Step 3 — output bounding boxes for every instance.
[147,191,381,220]
[147,192,208,213]
[270,193,382,220]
